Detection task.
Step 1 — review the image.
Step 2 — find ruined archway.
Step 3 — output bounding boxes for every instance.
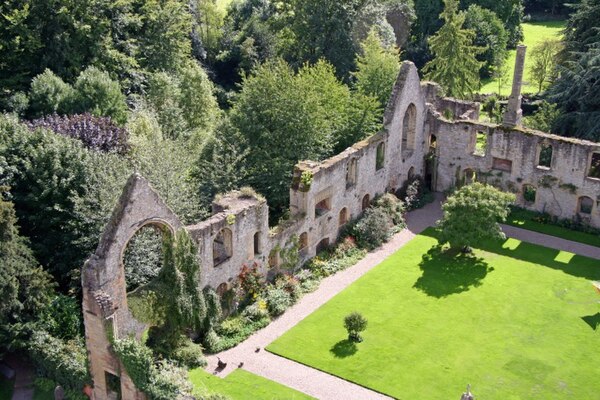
[82,174,182,400]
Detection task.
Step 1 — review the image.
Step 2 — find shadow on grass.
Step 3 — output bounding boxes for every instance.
[413,245,493,298]
[330,339,358,358]
[582,313,600,331]
[419,228,600,281]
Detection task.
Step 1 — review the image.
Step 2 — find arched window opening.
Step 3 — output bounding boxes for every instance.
[538,143,553,168]
[578,196,594,215]
[408,166,416,181]
[123,225,166,292]
[253,232,261,255]
[316,238,330,254]
[339,208,349,227]
[213,228,233,267]
[463,168,476,185]
[346,158,358,189]
[362,194,370,211]
[216,283,228,297]
[523,185,537,204]
[376,142,385,170]
[402,103,417,151]
[299,232,308,252]
[429,135,437,151]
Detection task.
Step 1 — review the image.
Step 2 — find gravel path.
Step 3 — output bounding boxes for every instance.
[205,197,599,400]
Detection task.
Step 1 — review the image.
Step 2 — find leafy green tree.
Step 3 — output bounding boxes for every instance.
[0,192,55,352]
[28,69,75,117]
[437,182,515,251]
[460,0,523,47]
[353,29,401,108]
[530,39,562,93]
[286,0,365,80]
[560,0,600,57]
[72,67,128,124]
[464,5,508,78]
[524,101,561,133]
[344,312,368,342]
[424,0,484,98]
[228,59,379,218]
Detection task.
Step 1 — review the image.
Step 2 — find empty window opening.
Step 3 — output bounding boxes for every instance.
[362,194,371,211]
[463,168,476,185]
[253,232,261,255]
[216,282,228,297]
[579,196,593,214]
[429,135,437,151]
[316,238,330,254]
[492,157,512,173]
[538,143,553,168]
[339,208,349,227]
[105,371,121,400]
[268,250,280,268]
[123,225,166,292]
[589,153,600,179]
[402,103,417,151]
[523,185,537,204]
[346,158,358,188]
[213,228,233,267]
[315,197,331,218]
[299,232,308,251]
[474,132,487,156]
[376,142,385,170]
[408,166,415,181]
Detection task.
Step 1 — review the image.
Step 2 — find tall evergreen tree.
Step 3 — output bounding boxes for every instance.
[423,0,483,98]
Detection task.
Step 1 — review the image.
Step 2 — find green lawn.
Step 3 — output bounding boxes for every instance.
[267,230,600,399]
[506,208,600,248]
[189,368,313,400]
[480,20,566,95]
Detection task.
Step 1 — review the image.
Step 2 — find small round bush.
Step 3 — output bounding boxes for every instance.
[171,339,206,369]
[353,207,393,249]
[265,286,292,316]
[373,193,406,227]
[242,300,269,321]
[344,312,368,342]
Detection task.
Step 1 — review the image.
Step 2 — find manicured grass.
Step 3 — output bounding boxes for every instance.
[267,230,600,399]
[480,20,566,95]
[0,377,14,400]
[189,368,313,400]
[506,208,600,248]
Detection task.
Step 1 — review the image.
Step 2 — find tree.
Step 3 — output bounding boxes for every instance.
[530,39,562,93]
[524,101,561,133]
[560,0,600,57]
[72,67,128,124]
[464,5,508,78]
[460,0,524,47]
[437,182,515,251]
[28,69,75,118]
[353,29,401,108]
[228,59,379,219]
[423,0,484,98]
[344,312,368,342]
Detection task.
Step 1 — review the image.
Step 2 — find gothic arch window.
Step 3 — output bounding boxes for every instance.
[463,168,476,185]
[346,158,358,188]
[299,232,308,251]
[376,142,385,170]
[408,166,415,181]
[402,103,417,151]
[213,228,233,267]
[578,196,593,215]
[253,232,261,255]
[362,194,371,211]
[339,208,349,227]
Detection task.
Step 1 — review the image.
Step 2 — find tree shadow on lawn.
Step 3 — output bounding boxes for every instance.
[581,313,600,331]
[413,245,493,298]
[330,339,358,358]
[419,228,600,281]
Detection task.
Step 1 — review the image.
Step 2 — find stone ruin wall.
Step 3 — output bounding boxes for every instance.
[82,61,600,399]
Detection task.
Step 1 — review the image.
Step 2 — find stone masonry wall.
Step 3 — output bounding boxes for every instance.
[82,61,600,399]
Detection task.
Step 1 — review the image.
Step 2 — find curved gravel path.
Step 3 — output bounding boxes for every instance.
[205,196,600,400]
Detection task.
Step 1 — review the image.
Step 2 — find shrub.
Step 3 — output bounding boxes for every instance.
[27,114,129,154]
[344,312,368,342]
[241,300,269,321]
[398,176,433,210]
[217,316,246,337]
[202,329,221,353]
[274,274,302,301]
[28,69,75,117]
[171,339,206,369]
[73,66,127,124]
[352,207,393,249]
[373,193,406,227]
[27,331,90,393]
[264,286,292,316]
[145,361,192,400]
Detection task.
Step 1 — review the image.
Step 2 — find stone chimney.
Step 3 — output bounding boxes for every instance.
[503,45,527,127]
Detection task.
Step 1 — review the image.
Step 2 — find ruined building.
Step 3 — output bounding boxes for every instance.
[82,52,600,399]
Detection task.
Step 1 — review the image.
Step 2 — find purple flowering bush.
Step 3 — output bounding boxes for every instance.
[28,113,129,154]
